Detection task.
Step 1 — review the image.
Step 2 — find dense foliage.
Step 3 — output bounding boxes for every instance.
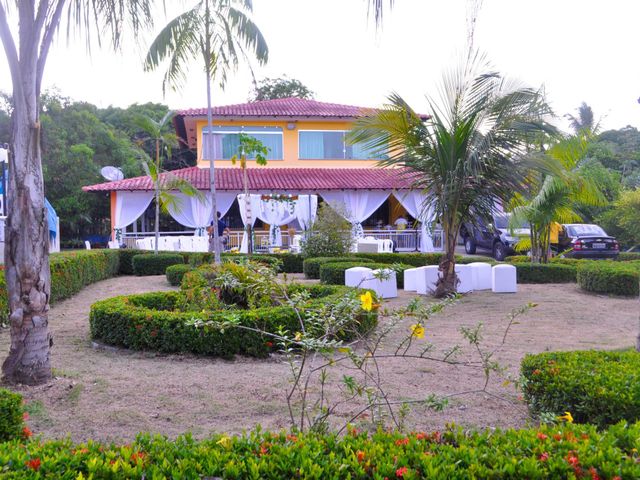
[165,264,193,286]
[576,261,640,296]
[522,349,640,427]
[301,204,353,258]
[515,263,577,283]
[251,76,314,101]
[0,388,25,442]
[2,423,640,478]
[303,257,374,279]
[132,253,184,276]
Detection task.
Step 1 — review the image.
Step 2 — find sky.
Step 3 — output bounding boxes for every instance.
[1,0,639,131]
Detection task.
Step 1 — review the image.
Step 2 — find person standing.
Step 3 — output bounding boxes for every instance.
[208,212,227,252]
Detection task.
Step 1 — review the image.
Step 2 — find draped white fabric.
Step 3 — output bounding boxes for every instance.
[257,199,296,247]
[293,195,318,231]
[114,191,154,240]
[166,192,237,235]
[394,190,435,252]
[320,191,390,238]
[237,194,262,253]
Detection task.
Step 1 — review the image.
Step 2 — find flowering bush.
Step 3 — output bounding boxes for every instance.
[1,423,639,478]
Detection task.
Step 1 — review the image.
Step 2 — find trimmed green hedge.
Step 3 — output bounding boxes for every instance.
[132,254,184,276]
[0,388,24,442]
[319,262,412,289]
[577,261,640,296]
[165,264,193,286]
[90,285,376,359]
[303,257,374,279]
[352,252,494,267]
[515,263,577,283]
[617,252,640,262]
[3,423,640,478]
[522,349,640,427]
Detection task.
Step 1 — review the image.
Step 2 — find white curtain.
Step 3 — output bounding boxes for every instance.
[114,191,154,241]
[237,194,262,253]
[320,190,389,238]
[257,198,296,247]
[166,192,237,236]
[294,195,318,231]
[394,190,435,252]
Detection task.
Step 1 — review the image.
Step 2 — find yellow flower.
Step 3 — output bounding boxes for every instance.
[216,435,232,449]
[294,332,303,342]
[360,291,373,312]
[410,324,425,339]
[558,411,574,423]
[338,347,351,353]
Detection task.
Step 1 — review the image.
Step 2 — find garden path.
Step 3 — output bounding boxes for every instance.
[0,274,637,442]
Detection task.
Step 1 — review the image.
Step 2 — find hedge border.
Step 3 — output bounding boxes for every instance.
[515,263,577,283]
[303,257,374,279]
[319,262,413,288]
[577,261,640,296]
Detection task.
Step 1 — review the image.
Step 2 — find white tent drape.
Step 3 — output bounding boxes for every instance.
[394,190,435,252]
[320,190,390,238]
[257,199,296,247]
[293,195,318,231]
[237,194,262,253]
[166,192,237,235]
[114,191,154,241]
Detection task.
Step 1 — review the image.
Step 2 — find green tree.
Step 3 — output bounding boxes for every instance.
[144,0,268,264]
[598,189,640,249]
[0,0,154,384]
[251,76,314,101]
[350,53,554,296]
[231,133,268,254]
[565,102,596,133]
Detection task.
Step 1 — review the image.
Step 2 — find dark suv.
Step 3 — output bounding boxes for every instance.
[556,224,619,259]
[460,213,529,261]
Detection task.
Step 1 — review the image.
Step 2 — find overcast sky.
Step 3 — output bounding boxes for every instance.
[1,0,638,131]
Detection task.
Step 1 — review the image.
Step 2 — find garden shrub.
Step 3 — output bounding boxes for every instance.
[515,263,577,283]
[352,252,495,267]
[319,261,413,288]
[165,264,193,286]
[301,203,352,258]
[0,388,24,442]
[303,257,374,279]
[617,252,640,262]
[116,249,141,275]
[505,255,530,263]
[132,254,184,276]
[522,349,640,427]
[3,423,640,478]
[577,261,640,296]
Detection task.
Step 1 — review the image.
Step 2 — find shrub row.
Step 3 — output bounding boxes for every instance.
[303,257,374,279]
[319,262,413,289]
[0,388,24,442]
[577,261,640,296]
[515,263,577,283]
[522,349,640,428]
[89,285,377,359]
[2,423,640,478]
[132,254,184,276]
[165,264,193,286]
[617,252,640,262]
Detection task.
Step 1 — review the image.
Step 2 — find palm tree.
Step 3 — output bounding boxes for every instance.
[350,53,554,297]
[144,0,268,264]
[135,112,201,255]
[565,102,595,134]
[0,1,155,385]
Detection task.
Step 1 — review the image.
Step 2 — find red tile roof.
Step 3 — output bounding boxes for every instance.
[82,167,416,192]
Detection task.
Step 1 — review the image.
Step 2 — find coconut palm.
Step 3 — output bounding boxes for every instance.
[565,102,595,134]
[0,1,155,385]
[349,53,555,297]
[144,0,268,264]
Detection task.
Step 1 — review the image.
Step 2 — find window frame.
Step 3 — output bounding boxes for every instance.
[297,129,381,160]
[202,125,284,161]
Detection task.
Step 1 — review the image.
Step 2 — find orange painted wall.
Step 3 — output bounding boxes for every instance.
[110,191,117,240]
[194,119,379,168]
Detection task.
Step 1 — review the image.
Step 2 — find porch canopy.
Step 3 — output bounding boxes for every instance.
[82,166,436,251]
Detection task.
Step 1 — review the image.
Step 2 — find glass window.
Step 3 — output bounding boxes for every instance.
[299,130,385,160]
[203,126,283,160]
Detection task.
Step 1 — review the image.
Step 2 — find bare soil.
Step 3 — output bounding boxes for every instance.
[0,275,637,443]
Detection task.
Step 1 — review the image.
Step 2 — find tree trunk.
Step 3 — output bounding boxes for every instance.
[2,88,52,385]
[243,165,253,255]
[434,220,458,298]
[154,139,160,255]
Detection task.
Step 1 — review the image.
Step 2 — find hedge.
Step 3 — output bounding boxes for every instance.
[2,423,640,478]
[303,257,374,279]
[351,252,495,267]
[577,261,640,296]
[319,262,413,288]
[89,285,377,359]
[0,388,24,442]
[165,264,193,286]
[617,252,640,262]
[515,263,577,283]
[522,349,640,428]
[132,254,185,276]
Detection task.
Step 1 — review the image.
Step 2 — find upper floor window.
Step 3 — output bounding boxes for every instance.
[299,130,384,160]
[202,126,283,160]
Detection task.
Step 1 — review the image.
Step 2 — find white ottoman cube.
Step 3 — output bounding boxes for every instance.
[455,264,474,294]
[492,264,517,293]
[416,265,440,295]
[403,267,426,292]
[345,267,373,288]
[367,268,398,299]
[468,262,492,291]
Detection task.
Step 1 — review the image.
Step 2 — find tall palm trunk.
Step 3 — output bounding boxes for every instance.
[154,139,160,255]
[434,218,458,298]
[243,163,253,255]
[2,76,52,384]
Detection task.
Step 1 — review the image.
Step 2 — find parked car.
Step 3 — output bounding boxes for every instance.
[460,213,529,261]
[556,224,619,259]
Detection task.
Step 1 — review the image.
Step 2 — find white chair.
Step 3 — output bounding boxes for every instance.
[178,236,193,252]
[357,239,380,253]
[84,240,91,250]
[135,239,145,250]
[454,264,474,294]
[107,241,120,249]
[345,267,374,288]
[468,262,492,290]
[143,237,155,251]
[492,264,517,293]
[379,239,393,253]
[290,234,302,254]
[158,237,178,252]
[416,265,440,295]
[192,236,208,252]
[366,268,398,299]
